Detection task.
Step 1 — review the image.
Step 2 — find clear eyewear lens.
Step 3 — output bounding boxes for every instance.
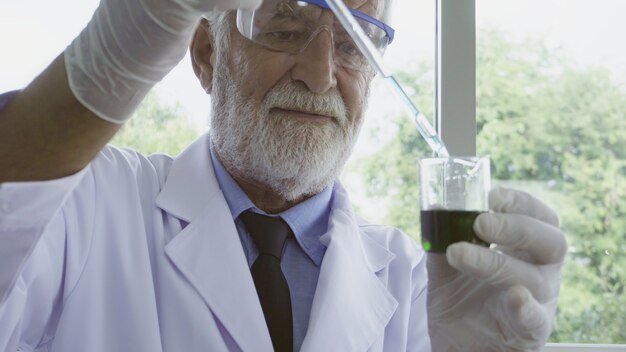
[236,0,391,71]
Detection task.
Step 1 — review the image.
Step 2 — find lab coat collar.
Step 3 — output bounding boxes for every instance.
[301,183,398,352]
[156,134,274,352]
[155,134,217,223]
[156,133,398,352]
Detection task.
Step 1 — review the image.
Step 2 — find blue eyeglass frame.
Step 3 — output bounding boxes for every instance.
[294,0,395,44]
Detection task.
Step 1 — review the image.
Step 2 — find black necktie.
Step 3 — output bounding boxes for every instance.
[240,210,294,352]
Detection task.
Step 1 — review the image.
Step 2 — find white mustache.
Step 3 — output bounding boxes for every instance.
[262,82,348,122]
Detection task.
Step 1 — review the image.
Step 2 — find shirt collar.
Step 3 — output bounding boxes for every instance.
[209,145,332,266]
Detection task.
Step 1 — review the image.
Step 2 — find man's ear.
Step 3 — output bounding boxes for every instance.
[190,18,216,94]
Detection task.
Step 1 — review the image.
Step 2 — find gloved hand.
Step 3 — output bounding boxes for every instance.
[65,0,261,124]
[426,187,567,352]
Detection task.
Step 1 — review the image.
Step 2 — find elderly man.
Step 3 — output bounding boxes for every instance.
[0,0,566,351]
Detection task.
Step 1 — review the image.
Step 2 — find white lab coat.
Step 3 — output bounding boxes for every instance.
[0,133,430,352]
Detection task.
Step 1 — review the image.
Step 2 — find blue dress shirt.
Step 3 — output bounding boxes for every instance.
[209,145,332,351]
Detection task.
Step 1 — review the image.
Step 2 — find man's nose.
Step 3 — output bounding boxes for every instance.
[290,28,338,94]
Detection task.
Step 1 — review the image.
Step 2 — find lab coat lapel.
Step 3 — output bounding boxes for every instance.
[301,184,398,352]
[156,134,273,352]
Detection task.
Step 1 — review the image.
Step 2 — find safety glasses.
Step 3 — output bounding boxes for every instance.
[236,0,395,72]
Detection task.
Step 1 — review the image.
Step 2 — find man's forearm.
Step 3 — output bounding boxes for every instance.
[0,54,120,182]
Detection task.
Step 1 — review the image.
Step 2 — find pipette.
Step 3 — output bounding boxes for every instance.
[325,0,450,157]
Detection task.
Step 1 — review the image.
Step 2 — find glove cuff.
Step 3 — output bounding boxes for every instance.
[64,0,198,123]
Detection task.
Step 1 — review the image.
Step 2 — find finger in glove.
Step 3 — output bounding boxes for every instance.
[446,242,555,303]
[489,187,560,227]
[497,285,552,346]
[474,212,567,265]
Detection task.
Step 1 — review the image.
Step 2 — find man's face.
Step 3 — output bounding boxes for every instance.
[210,0,385,201]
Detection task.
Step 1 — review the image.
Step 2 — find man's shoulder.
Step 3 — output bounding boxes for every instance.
[96,144,174,177]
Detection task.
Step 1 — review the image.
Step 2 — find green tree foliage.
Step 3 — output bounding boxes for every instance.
[110,91,200,156]
[354,29,626,343]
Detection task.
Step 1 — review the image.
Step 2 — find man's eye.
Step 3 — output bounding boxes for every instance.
[270,31,299,41]
[337,41,360,56]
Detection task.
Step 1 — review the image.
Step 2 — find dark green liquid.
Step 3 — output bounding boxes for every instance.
[420,210,488,253]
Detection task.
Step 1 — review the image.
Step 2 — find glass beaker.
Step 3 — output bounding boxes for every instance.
[418,156,491,253]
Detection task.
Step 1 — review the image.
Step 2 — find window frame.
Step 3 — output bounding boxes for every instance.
[436,0,476,156]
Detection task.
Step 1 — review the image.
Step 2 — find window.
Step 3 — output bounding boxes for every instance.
[476,0,626,345]
[348,0,626,349]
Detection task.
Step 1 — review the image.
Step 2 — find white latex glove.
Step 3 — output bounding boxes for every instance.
[65,0,261,123]
[426,187,567,352]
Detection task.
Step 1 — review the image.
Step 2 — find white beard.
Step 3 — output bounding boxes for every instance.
[210,63,364,201]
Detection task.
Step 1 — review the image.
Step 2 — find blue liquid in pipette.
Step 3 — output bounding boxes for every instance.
[385,76,450,157]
